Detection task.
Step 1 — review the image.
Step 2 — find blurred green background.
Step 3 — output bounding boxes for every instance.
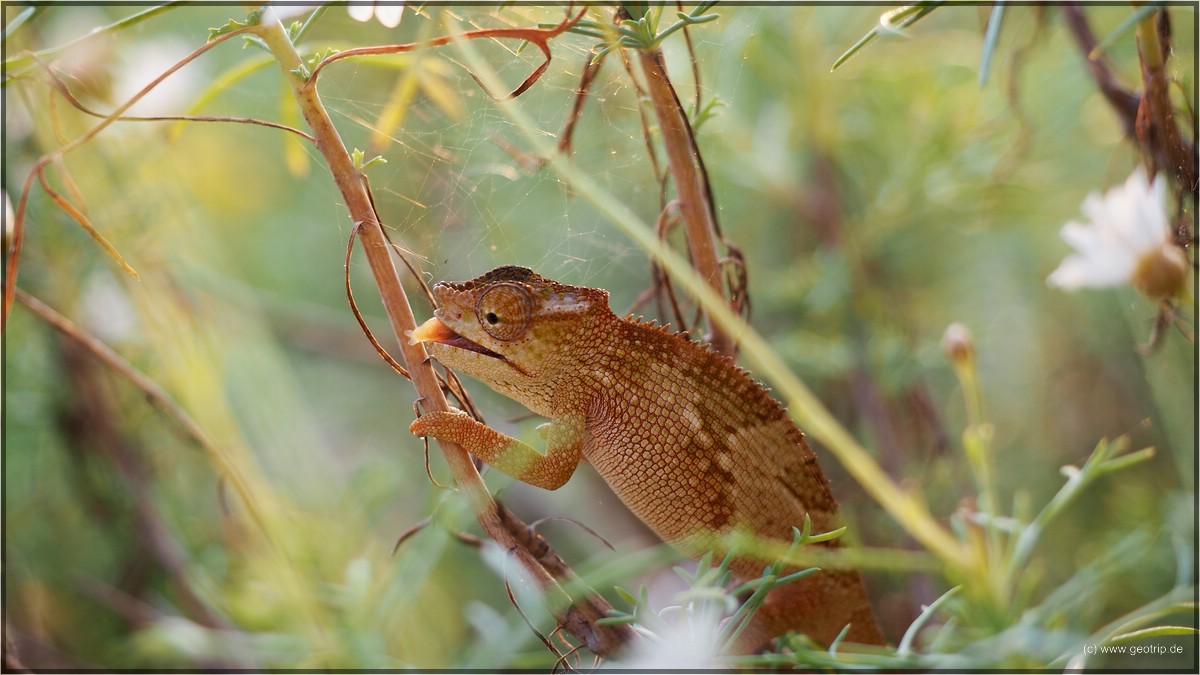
[3,4,1195,669]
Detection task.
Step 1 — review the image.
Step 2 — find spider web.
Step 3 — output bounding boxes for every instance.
[314,4,757,311]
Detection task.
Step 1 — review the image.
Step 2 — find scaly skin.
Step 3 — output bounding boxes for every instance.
[408,266,883,650]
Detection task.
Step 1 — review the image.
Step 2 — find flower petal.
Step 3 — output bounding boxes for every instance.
[375,4,403,28]
[1048,255,1131,289]
[1049,167,1176,294]
[347,4,375,23]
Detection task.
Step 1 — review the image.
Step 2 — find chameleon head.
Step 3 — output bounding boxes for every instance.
[408,266,611,396]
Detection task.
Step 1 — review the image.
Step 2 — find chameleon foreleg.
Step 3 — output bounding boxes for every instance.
[410,408,584,490]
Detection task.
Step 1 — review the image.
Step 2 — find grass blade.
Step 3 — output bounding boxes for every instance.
[898,585,961,656]
[979,2,1005,87]
[1090,3,1165,60]
[832,1,945,72]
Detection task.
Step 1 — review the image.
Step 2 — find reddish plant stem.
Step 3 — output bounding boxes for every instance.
[3,27,256,329]
[253,18,633,657]
[636,48,735,357]
[1061,4,1140,138]
[304,7,585,93]
[1135,6,1198,195]
[56,338,230,633]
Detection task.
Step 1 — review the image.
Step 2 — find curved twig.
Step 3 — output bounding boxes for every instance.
[4,27,257,330]
[552,643,585,674]
[305,6,586,97]
[345,223,412,379]
[505,577,565,661]
[36,166,139,279]
[1061,4,1140,138]
[529,516,617,552]
[34,54,315,142]
[15,289,211,456]
[255,12,636,657]
[391,516,433,557]
[344,219,486,424]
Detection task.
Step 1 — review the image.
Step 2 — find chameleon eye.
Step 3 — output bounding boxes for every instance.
[476,283,534,341]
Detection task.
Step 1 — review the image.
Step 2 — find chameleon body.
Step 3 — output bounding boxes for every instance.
[408,266,883,649]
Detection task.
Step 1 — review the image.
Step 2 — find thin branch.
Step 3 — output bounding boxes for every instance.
[344,220,486,422]
[1061,4,1140,138]
[36,166,139,279]
[304,7,586,93]
[37,57,316,142]
[253,15,634,657]
[2,2,185,76]
[4,27,257,329]
[16,290,215,456]
[635,47,734,357]
[344,223,412,380]
[56,339,230,632]
[12,289,276,545]
[556,50,607,157]
[1135,6,1198,194]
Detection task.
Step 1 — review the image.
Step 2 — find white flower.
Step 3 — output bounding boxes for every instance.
[617,603,727,670]
[1047,168,1188,298]
[612,575,733,670]
[348,2,404,28]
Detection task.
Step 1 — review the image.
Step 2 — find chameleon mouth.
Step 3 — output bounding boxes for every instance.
[408,316,504,360]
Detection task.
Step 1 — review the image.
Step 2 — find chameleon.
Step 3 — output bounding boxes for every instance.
[407,266,884,650]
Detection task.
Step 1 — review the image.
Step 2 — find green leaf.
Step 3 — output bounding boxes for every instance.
[5,2,185,81]
[831,1,945,72]
[691,95,726,132]
[776,568,819,586]
[1108,625,1199,645]
[1090,3,1166,60]
[613,585,638,607]
[979,2,1005,87]
[241,34,271,54]
[827,623,852,657]
[209,8,262,41]
[350,147,384,170]
[595,615,638,626]
[620,2,652,21]
[3,6,41,40]
[898,585,961,656]
[1095,446,1156,476]
[289,4,329,44]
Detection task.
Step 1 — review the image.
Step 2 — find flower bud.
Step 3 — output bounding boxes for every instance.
[941,322,975,366]
[1133,243,1189,299]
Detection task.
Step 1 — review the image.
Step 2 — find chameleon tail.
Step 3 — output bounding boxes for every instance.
[733,568,885,653]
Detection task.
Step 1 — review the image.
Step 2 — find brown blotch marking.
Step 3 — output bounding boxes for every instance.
[699,441,736,530]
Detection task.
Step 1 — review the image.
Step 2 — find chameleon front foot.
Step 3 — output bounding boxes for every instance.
[409,408,473,440]
[408,407,582,491]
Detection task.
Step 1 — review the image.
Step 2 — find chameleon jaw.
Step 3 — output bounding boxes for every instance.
[408,316,504,360]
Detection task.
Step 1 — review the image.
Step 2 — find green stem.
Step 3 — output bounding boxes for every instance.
[251,15,634,657]
[451,19,972,574]
[635,47,734,357]
[3,2,186,78]
[1004,438,1154,589]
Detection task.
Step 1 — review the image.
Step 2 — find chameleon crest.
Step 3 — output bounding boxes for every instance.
[409,266,883,650]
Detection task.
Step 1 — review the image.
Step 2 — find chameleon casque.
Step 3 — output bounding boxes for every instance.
[408,266,883,651]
